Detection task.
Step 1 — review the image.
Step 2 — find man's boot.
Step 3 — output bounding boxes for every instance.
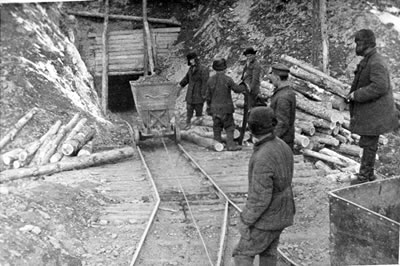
[226,130,241,151]
[183,116,192,130]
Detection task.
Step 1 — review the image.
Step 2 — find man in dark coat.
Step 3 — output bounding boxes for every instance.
[241,47,262,109]
[232,106,295,266]
[268,63,296,151]
[205,58,244,151]
[178,52,210,130]
[346,29,399,185]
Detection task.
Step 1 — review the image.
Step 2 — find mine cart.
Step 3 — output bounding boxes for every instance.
[329,176,400,266]
[130,77,181,144]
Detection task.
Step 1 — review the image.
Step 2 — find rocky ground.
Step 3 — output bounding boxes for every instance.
[1,0,400,265]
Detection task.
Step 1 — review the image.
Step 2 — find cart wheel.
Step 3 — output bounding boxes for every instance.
[133,128,140,145]
[174,125,181,143]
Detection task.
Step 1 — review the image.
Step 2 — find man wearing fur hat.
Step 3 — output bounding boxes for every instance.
[205,58,245,151]
[268,63,296,151]
[233,106,295,266]
[178,51,210,130]
[241,47,262,109]
[346,29,398,185]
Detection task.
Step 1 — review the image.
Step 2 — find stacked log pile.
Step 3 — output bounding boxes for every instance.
[0,112,132,183]
[231,54,392,182]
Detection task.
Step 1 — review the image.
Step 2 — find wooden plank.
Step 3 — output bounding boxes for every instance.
[94,70,144,76]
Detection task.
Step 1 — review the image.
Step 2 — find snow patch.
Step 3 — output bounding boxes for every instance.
[370,7,400,34]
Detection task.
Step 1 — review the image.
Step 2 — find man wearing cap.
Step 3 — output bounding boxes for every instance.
[205,58,245,151]
[241,47,262,109]
[178,51,210,130]
[233,106,295,266]
[268,63,296,151]
[346,29,398,185]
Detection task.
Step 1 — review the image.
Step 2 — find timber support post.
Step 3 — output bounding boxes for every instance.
[101,0,110,114]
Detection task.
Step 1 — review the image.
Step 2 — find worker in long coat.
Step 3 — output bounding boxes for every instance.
[346,29,399,185]
[178,52,210,130]
[268,63,296,151]
[232,106,295,266]
[205,58,244,151]
[241,47,262,109]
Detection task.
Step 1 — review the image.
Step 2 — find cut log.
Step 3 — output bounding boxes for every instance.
[62,127,96,156]
[282,55,349,97]
[311,132,340,147]
[181,130,224,152]
[188,126,240,141]
[314,160,333,173]
[296,111,336,130]
[77,140,94,157]
[295,133,310,148]
[29,120,62,166]
[319,148,359,167]
[334,134,347,144]
[302,149,348,167]
[67,11,181,26]
[295,120,315,136]
[18,121,63,163]
[0,107,38,150]
[50,118,87,163]
[338,143,362,157]
[0,147,135,183]
[12,160,22,169]
[1,148,24,165]
[41,125,69,165]
[296,93,342,123]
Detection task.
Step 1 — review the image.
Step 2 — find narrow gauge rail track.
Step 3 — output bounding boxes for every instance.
[128,138,298,266]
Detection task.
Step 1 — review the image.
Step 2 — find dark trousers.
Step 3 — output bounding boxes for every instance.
[233,228,283,266]
[186,103,203,124]
[212,113,235,133]
[359,135,380,178]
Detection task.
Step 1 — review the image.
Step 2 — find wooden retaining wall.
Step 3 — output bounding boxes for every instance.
[88,27,180,76]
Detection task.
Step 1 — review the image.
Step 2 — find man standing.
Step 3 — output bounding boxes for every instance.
[346,29,398,185]
[178,51,210,130]
[205,58,244,151]
[238,47,262,144]
[241,47,262,109]
[233,106,295,266]
[268,63,296,151]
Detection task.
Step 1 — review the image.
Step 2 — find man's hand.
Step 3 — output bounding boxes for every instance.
[238,220,251,240]
[345,92,355,103]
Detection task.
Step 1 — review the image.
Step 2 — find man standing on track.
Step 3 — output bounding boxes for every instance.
[346,29,398,185]
[205,58,244,151]
[178,51,210,130]
[232,106,295,266]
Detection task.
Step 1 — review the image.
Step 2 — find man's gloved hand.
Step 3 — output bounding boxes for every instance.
[345,92,355,103]
[238,220,251,240]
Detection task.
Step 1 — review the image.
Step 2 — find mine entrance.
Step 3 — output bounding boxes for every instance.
[108,74,141,112]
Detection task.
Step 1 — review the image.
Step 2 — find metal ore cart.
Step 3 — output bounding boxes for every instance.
[329,176,400,266]
[130,78,180,145]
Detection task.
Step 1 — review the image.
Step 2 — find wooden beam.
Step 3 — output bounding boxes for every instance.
[101,0,109,114]
[320,0,329,73]
[67,11,181,26]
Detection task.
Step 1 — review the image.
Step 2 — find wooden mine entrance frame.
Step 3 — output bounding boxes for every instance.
[68,0,181,114]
